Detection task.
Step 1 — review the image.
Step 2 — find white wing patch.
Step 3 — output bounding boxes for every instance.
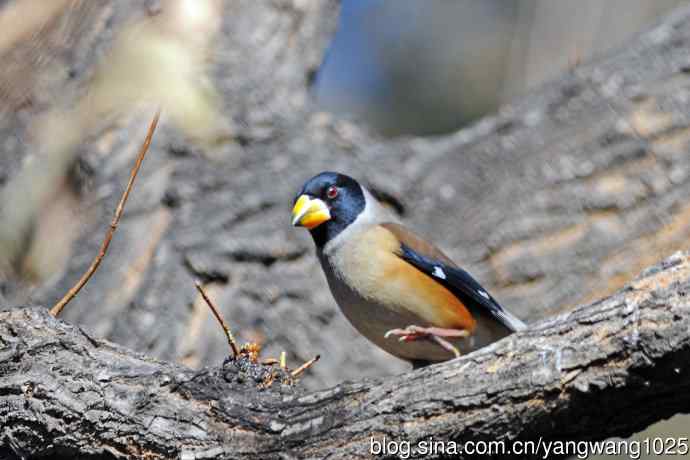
[478,289,491,300]
[432,266,447,280]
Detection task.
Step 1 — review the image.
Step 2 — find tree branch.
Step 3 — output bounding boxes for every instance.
[49,111,160,317]
[2,251,690,459]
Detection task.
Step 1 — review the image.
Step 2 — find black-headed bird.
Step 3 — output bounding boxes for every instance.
[292,171,525,367]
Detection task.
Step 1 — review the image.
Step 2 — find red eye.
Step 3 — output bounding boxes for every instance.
[326,186,338,199]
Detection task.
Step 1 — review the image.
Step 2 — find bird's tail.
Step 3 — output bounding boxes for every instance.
[496,308,527,332]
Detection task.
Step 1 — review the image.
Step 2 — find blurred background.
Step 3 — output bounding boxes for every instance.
[0,1,689,456]
[317,0,687,135]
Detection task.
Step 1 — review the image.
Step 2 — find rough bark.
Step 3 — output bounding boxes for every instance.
[1,250,690,459]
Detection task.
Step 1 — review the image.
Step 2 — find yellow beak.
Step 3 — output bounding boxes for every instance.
[291,195,331,229]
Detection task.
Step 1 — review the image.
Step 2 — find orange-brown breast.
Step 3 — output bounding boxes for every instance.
[333,224,476,332]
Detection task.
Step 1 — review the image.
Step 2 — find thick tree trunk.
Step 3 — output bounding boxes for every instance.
[1,250,690,459]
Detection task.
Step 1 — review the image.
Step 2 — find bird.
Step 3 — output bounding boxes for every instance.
[291,171,526,367]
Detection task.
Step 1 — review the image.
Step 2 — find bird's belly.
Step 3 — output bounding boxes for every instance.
[328,279,464,362]
[319,243,508,363]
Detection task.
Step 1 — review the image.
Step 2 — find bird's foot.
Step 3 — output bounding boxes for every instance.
[384,325,469,358]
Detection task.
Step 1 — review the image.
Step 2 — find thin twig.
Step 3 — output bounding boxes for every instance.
[194,281,239,358]
[280,351,286,370]
[50,111,161,317]
[291,355,320,378]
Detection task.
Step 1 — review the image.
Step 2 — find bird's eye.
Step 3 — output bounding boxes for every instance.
[326,185,338,199]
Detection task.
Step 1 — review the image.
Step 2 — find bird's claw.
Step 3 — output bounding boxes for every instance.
[384,325,468,358]
[384,328,411,339]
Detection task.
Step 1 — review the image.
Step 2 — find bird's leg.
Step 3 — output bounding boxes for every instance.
[384,325,470,340]
[429,335,461,358]
[384,325,469,358]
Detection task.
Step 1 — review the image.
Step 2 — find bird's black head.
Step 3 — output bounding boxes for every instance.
[292,171,366,247]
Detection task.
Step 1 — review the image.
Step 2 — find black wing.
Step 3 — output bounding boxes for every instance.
[399,244,526,332]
